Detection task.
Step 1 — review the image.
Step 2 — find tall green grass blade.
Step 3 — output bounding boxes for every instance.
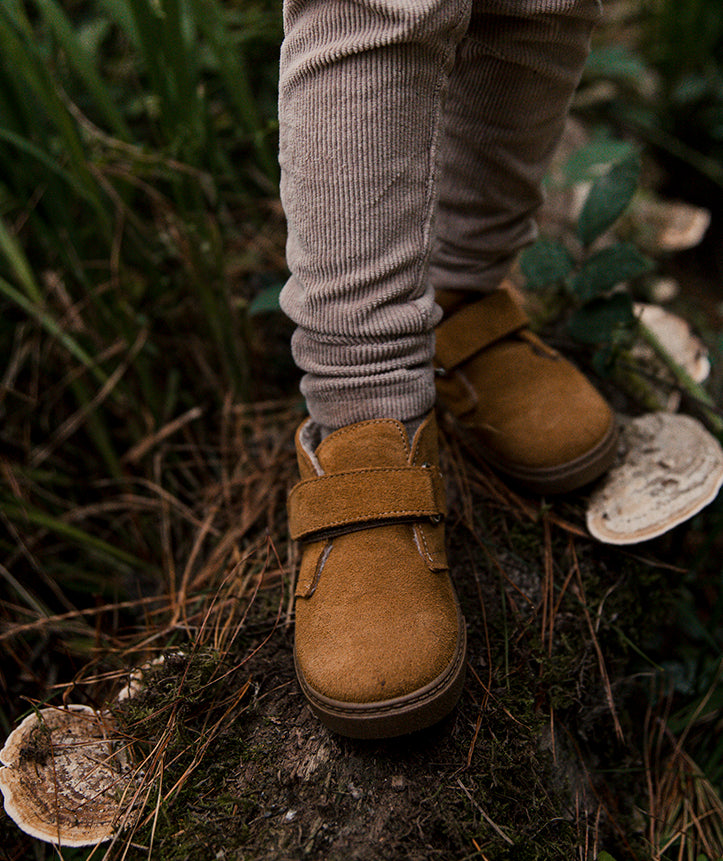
[35,0,132,140]
[0,497,154,573]
[67,376,125,480]
[0,219,44,305]
[191,0,278,180]
[0,268,126,479]
[121,0,204,147]
[191,265,250,399]
[0,275,108,386]
[0,5,111,230]
[98,0,140,46]
[0,561,51,618]
[161,0,199,127]
[0,128,98,206]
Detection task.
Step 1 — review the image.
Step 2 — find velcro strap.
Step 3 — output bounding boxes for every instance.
[288,466,446,542]
[435,290,529,372]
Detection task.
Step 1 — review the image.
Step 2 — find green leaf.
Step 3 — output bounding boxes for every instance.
[596,853,618,861]
[592,342,616,378]
[577,154,641,246]
[567,293,635,345]
[248,282,283,315]
[584,45,647,82]
[570,243,653,302]
[519,239,573,290]
[563,135,636,183]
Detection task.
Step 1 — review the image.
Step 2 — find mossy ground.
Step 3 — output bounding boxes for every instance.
[3,403,720,860]
[3,301,719,860]
[41,437,678,861]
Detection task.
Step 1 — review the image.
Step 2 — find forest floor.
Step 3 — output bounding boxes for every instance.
[3,118,723,861]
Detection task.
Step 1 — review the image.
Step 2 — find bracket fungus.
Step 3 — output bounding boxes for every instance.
[632,198,711,253]
[628,303,711,412]
[635,303,711,385]
[587,413,723,545]
[0,705,133,847]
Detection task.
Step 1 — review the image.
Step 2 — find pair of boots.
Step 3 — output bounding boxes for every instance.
[288,290,616,738]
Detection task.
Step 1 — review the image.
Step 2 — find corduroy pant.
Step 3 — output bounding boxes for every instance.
[278,0,602,428]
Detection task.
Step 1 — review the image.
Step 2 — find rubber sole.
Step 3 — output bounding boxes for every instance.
[294,608,467,740]
[456,414,619,495]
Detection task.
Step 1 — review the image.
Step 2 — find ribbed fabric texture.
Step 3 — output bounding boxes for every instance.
[278,0,602,429]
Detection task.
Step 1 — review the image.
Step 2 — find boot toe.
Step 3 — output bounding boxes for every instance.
[294,530,462,705]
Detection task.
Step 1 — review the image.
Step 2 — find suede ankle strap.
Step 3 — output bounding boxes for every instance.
[435,289,529,373]
[288,465,446,543]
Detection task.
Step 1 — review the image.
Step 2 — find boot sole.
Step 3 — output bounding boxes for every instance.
[455,413,619,495]
[294,608,467,740]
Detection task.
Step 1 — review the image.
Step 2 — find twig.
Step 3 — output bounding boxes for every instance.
[456,778,514,845]
[571,544,624,742]
[123,407,204,464]
[466,709,484,769]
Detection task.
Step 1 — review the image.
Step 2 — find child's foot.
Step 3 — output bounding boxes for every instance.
[288,413,466,738]
[434,288,617,494]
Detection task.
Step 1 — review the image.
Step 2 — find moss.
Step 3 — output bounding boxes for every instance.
[18,720,52,767]
[104,645,258,858]
[76,470,681,861]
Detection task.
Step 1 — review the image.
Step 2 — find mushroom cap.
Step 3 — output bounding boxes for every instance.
[0,705,132,847]
[633,198,711,252]
[587,413,723,545]
[655,202,711,251]
[635,303,711,385]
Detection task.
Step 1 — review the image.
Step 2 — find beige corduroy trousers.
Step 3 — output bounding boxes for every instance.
[278,0,602,428]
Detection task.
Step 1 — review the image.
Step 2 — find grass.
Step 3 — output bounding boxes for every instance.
[581,0,723,192]
[2,1,723,859]
[0,432,674,859]
[0,0,283,431]
[0,0,286,697]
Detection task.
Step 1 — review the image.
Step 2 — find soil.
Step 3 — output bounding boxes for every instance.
[91,438,677,861]
[0,398,710,861]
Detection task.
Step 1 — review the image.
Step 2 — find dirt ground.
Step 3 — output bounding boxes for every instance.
[90,427,678,861]
[3,118,722,860]
[0,396,709,861]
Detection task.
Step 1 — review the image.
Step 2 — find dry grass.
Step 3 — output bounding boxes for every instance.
[644,671,723,861]
[1,406,721,860]
[1,399,301,858]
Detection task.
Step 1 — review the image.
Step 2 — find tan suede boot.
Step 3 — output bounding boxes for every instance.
[287,413,466,739]
[434,289,617,494]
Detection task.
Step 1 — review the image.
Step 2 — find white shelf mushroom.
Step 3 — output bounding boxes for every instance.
[635,303,711,385]
[587,413,723,545]
[0,705,133,847]
[635,199,711,253]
